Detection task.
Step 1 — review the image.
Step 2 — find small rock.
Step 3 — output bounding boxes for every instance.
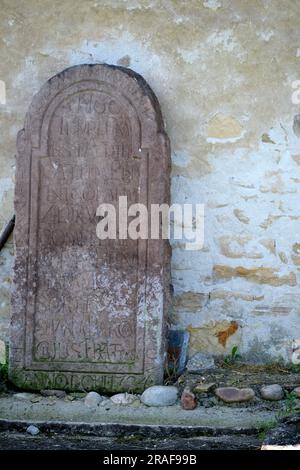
[110,393,138,405]
[215,387,255,403]
[181,387,197,410]
[66,395,75,401]
[40,389,66,399]
[26,425,40,436]
[260,384,284,401]
[186,352,215,373]
[293,387,300,398]
[194,382,216,393]
[84,391,103,407]
[141,385,178,407]
[30,396,42,403]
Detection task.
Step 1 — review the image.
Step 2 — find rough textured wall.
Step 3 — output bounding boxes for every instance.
[1,0,300,362]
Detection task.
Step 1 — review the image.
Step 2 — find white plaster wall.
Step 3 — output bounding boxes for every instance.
[1,0,300,362]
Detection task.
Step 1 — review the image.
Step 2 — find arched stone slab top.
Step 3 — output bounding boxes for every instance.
[9,64,171,393]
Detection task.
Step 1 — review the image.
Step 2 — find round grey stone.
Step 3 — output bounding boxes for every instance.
[141,386,178,407]
[186,352,215,373]
[260,384,284,401]
[26,425,40,436]
[84,391,104,407]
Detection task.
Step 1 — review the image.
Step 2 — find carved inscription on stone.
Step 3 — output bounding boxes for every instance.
[10,64,170,392]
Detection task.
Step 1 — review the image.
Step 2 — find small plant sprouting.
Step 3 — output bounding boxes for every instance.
[164,352,180,385]
[223,345,241,366]
[276,391,299,420]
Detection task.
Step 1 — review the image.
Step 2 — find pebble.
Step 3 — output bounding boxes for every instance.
[84,391,104,407]
[141,385,178,407]
[260,384,284,401]
[26,425,40,436]
[181,387,197,410]
[186,352,215,373]
[110,393,138,405]
[215,387,255,403]
[293,387,300,398]
[194,382,216,393]
[30,396,42,403]
[40,389,66,399]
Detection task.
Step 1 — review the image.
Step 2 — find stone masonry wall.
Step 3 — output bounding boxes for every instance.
[1,0,300,363]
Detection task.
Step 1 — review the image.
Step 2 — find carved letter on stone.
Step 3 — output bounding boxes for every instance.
[9,64,171,393]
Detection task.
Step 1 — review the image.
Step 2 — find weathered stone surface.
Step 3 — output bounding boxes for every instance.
[186,321,241,356]
[215,387,255,403]
[141,385,178,407]
[84,391,104,408]
[110,393,138,405]
[213,265,297,287]
[260,384,284,401]
[186,352,215,373]
[40,389,66,398]
[180,387,197,410]
[9,64,171,393]
[194,382,216,394]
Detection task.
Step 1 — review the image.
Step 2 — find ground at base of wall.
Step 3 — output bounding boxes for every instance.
[0,366,299,450]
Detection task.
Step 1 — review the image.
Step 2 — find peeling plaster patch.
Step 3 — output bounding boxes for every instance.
[173,292,209,313]
[279,252,288,264]
[259,239,276,255]
[68,36,166,86]
[261,133,275,144]
[292,155,300,165]
[256,31,274,42]
[203,0,222,10]
[206,29,243,56]
[172,151,191,168]
[297,48,300,58]
[259,173,296,194]
[206,113,245,142]
[219,235,263,259]
[210,291,264,302]
[233,209,249,224]
[178,47,200,65]
[116,55,131,67]
[0,178,13,204]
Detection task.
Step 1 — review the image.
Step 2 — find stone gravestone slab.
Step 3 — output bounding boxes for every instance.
[9,64,171,393]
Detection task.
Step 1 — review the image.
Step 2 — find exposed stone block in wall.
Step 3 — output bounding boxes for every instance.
[213,265,297,287]
[187,320,241,356]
